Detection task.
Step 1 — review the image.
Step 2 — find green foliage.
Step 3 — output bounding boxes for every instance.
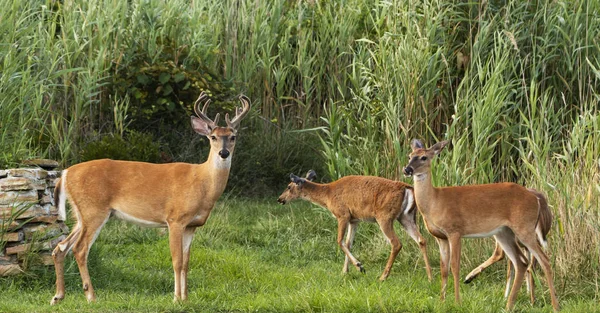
[79,131,162,163]
[0,203,33,252]
[228,125,326,196]
[110,59,236,133]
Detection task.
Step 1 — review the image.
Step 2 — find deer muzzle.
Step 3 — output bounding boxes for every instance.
[218,149,230,159]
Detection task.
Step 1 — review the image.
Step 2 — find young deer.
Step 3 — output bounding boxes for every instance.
[464,188,553,305]
[277,170,432,281]
[402,139,559,311]
[50,92,250,305]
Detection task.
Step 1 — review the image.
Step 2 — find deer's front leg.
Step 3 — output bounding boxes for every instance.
[436,237,450,301]
[168,223,185,302]
[337,218,364,273]
[181,227,197,301]
[448,234,462,304]
[342,222,358,274]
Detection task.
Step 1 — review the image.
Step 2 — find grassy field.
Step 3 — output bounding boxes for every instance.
[0,198,597,313]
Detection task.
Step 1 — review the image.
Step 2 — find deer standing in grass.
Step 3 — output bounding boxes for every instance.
[277,170,432,281]
[50,92,250,305]
[402,139,559,311]
[464,188,553,305]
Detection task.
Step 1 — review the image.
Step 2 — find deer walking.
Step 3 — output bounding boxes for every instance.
[464,188,553,305]
[50,92,250,305]
[402,139,559,311]
[277,170,432,281]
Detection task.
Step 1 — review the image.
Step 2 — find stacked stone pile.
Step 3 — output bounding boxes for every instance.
[0,160,68,276]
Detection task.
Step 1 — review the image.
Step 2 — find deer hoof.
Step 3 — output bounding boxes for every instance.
[357,263,366,274]
[464,271,480,284]
[50,295,63,305]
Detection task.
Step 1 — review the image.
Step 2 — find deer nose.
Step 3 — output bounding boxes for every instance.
[277,197,286,205]
[218,149,230,159]
[403,166,414,176]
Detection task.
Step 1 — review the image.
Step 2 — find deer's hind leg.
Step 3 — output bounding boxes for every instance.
[71,208,111,303]
[50,224,82,305]
[516,229,559,311]
[377,218,402,281]
[398,189,432,281]
[494,228,528,311]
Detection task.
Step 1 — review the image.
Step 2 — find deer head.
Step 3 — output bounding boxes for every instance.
[190,92,251,161]
[277,170,317,204]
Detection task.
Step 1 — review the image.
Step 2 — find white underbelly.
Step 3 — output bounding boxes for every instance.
[463,226,503,238]
[111,210,166,228]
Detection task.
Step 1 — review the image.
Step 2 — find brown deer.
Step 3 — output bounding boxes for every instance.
[50,92,250,305]
[402,139,559,311]
[277,170,432,282]
[464,188,553,305]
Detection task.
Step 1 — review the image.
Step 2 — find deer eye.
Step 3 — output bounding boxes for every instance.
[210,136,217,141]
[421,156,428,161]
[230,136,236,141]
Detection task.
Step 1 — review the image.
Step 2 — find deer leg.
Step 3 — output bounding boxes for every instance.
[337,218,364,273]
[377,218,402,281]
[494,228,528,311]
[517,231,559,311]
[71,214,110,303]
[504,254,515,299]
[448,234,462,304]
[398,210,432,281]
[436,237,450,301]
[342,222,358,274]
[526,250,536,304]
[50,224,81,305]
[168,223,185,302]
[180,226,196,301]
[465,240,505,284]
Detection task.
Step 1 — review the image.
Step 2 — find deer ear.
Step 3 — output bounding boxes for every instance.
[430,140,449,155]
[305,170,316,181]
[411,139,424,151]
[191,116,211,136]
[290,174,305,186]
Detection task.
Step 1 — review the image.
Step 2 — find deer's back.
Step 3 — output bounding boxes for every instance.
[327,176,411,218]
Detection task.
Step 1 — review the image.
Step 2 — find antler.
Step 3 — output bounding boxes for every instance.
[225,95,251,129]
[194,92,220,129]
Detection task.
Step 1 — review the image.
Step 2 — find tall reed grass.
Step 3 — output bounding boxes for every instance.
[0,0,598,295]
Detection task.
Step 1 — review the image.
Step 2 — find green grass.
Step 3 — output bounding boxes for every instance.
[0,199,597,312]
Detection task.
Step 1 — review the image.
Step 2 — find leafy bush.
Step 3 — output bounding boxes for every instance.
[80,131,162,163]
[110,59,237,134]
[227,124,325,196]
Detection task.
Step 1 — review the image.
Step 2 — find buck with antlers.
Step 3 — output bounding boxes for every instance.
[277,170,433,282]
[403,139,559,311]
[50,92,250,305]
[464,188,553,305]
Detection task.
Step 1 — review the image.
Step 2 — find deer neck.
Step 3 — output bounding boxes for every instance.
[301,182,330,208]
[412,172,438,217]
[199,150,232,198]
